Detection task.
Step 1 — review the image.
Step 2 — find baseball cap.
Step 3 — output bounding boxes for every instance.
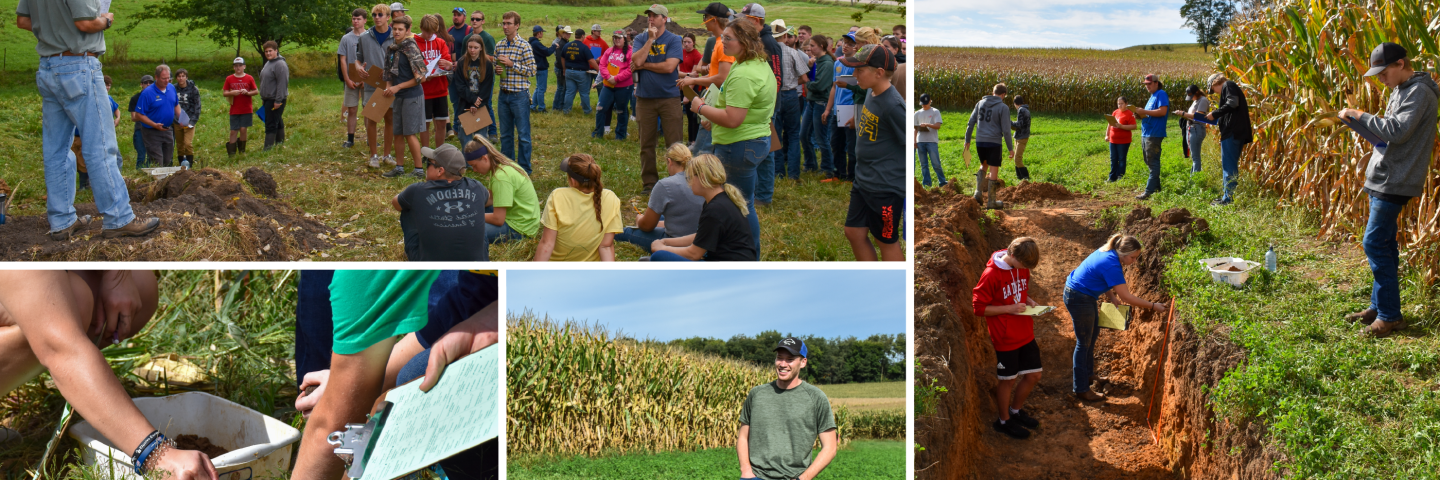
[697,2,731,18]
[1365,42,1409,77]
[140,75,154,84]
[232,57,245,65]
[389,3,406,13]
[842,32,857,43]
[741,3,765,18]
[420,144,466,176]
[452,7,465,14]
[774,337,807,357]
[591,23,603,31]
[770,19,788,36]
[840,44,897,71]
[919,93,931,105]
[533,25,544,33]
[1142,73,1160,84]
[645,4,669,17]
[612,29,626,38]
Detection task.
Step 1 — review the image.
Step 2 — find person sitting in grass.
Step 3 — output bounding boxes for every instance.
[0,271,218,480]
[391,143,489,261]
[1105,96,1138,183]
[381,15,430,180]
[649,153,757,261]
[973,237,1044,439]
[964,83,1013,209]
[914,93,944,188]
[1064,234,1169,402]
[462,135,539,245]
[1338,42,1437,338]
[1010,95,1031,181]
[737,337,837,480]
[842,44,905,262]
[615,142,706,253]
[534,154,622,261]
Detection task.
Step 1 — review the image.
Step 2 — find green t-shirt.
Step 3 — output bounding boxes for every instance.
[487,164,540,237]
[712,58,777,146]
[329,270,439,355]
[739,381,836,480]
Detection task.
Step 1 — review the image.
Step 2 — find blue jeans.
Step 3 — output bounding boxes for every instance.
[713,137,768,256]
[1220,138,1244,202]
[1363,195,1406,323]
[1064,286,1100,394]
[1187,128,1205,173]
[497,90,533,173]
[757,133,776,203]
[831,115,856,179]
[594,85,632,139]
[803,102,832,173]
[650,250,694,261]
[562,70,591,114]
[132,127,148,169]
[486,221,525,244]
[917,142,945,186]
[615,226,666,253]
[693,128,714,154]
[1141,137,1163,194]
[532,71,549,112]
[773,90,803,179]
[38,55,135,231]
[1108,143,1129,181]
[551,68,567,111]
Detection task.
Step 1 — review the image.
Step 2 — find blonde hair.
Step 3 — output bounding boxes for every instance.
[463,134,524,178]
[686,154,748,216]
[1007,237,1040,269]
[371,3,391,16]
[665,142,692,168]
[1099,234,1142,256]
[421,14,454,43]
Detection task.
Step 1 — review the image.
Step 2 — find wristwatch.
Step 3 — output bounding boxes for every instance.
[104,17,112,30]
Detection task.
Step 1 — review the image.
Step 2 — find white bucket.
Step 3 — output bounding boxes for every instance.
[140,167,183,180]
[1200,257,1261,286]
[68,392,300,480]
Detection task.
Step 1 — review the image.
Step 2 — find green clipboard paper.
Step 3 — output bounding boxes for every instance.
[1099,303,1130,330]
[1020,306,1055,316]
[340,345,501,480]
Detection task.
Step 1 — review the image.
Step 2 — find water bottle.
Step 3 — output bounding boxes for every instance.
[181,159,191,170]
[1265,246,1277,272]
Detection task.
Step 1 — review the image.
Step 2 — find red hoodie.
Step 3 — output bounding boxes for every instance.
[416,34,452,99]
[972,249,1033,352]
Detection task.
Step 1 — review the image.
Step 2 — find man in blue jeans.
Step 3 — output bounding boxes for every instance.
[1338,42,1437,338]
[528,26,554,113]
[18,0,160,241]
[1202,73,1252,206]
[558,31,595,115]
[1131,73,1169,200]
[914,93,945,187]
[493,12,537,172]
[772,22,807,184]
[550,26,573,112]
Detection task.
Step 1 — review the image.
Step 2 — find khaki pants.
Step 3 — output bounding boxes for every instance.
[71,136,87,173]
[635,96,684,189]
[175,123,196,156]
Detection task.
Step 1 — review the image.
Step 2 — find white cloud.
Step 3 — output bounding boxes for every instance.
[914,0,1195,48]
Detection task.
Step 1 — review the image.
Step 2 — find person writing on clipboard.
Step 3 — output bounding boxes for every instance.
[1063,234,1168,403]
[972,237,1044,439]
[1336,42,1437,338]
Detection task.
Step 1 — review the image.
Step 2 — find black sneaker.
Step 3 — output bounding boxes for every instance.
[1009,410,1040,429]
[1211,198,1232,206]
[641,186,653,196]
[1136,192,1154,200]
[992,420,1031,439]
[381,165,407,178]
[342,140,355,148]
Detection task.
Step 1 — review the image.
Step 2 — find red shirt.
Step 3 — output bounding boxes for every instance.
[972,250,1034,352]
[1108,108,1136,144]
[679,47,702,74]
[224,74,257,115]
[416,34,453,99]
[582,36,609,59]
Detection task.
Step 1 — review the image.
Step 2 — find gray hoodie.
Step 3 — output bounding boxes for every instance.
[965,95,1013,151]
[260,55,289,101]
[1358,71,1438,198]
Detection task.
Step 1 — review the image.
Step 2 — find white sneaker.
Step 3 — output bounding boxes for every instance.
[604,126,612,134]
[629,115,636,122]
[368,154,381,168]
[384,155,397,167]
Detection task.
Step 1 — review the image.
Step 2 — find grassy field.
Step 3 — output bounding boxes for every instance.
[508,439,905,479]
[0,271,298,479]
[817,380,902,398]
[927,111,1440,477]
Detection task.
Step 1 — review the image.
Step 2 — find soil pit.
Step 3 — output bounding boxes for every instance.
[996,181,1076,205]
[175,434,230,458]
[0,168,346,261]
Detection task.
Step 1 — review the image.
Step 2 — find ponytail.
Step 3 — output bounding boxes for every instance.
[722,184,748,216]
[564,153,605,222]
[686,154,748,216]
[1099,234,1142,256]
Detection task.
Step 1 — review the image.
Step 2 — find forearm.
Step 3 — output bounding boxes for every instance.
[293,338,396,480]
[801,440,838,480]
[737,426,754,476]
[1118,291,1153,308]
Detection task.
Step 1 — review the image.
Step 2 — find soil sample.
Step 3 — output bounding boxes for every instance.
[1226,266,1243,272]
[175,434,230,458]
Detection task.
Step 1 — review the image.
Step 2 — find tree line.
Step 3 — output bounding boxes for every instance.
[645,331,905,384]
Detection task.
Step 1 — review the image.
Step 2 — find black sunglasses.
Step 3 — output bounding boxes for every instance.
[472,17,483,22]
[372,13,384,17]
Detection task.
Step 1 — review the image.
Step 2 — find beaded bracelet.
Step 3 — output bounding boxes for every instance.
[131,431,167,475]
[142,439,177,477]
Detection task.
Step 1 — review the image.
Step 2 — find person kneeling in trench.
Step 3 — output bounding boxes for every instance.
[1063,234,1168,402]
[0,271,218,480]
[974,237,1043,439]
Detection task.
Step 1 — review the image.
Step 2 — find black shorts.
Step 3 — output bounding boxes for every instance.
[424,97,449,122]
[977,143,1003,167]
[995,339,1042,380]
[845,187,903,244]
[229,113,253,130]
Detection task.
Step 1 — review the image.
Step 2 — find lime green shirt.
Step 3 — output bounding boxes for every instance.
[486,164,540,237]
[711,58,777,145]
[329,270,439,355]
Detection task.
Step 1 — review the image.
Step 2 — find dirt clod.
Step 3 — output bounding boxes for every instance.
[1158,207,1192,224]
[996,181,1074,204]
[243,167,279,198]
[1226,266,1242,272]
[175,434,229,458]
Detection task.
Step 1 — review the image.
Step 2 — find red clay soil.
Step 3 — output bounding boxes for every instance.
[996,180,1077,205]
[914,181,1281,480]
[0,168,344,261]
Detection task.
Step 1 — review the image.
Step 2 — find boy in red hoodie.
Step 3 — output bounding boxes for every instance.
[973,237,1043,439]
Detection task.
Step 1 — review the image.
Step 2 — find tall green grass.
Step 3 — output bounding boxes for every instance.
[509,439,905,479]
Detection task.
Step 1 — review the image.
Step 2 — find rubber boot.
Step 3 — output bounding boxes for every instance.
[973,168,986,203]
[1017,167,1030,181]
[226,142,236,157]
[263,133,276,151]
[987,179,1004,210]
[237,140,247,153]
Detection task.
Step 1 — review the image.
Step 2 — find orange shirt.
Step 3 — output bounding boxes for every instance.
[708,41,735,80]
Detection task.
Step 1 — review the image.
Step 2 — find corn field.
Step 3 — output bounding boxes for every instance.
[1217,0,1440,284]
[915,47,1212,113]
[507,313,800,456]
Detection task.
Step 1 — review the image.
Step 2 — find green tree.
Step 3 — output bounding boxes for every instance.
[1180,0,1236,52]
[124,0,355,57]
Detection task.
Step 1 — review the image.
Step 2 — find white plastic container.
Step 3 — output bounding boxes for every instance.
[140,166,183,180]
[68,392,301,480]
[1199,256,1261,286]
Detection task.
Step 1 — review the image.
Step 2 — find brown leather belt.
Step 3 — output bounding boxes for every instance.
[49,51,98,58]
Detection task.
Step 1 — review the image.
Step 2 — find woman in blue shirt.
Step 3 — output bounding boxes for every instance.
[1064,234,1169,402]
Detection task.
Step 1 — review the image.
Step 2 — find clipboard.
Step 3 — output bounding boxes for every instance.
[1340,116,1388,148]
[837,105,856,127]
[769,123,782,152]
[1104,114,1121,128]
[1098,303,1130,330]
[1019,306,1055,316]
[681,84,699,101]
[328,346,500,480]
[457,106,493,135]
[836,74,857,87]
[362,89,395,124]
[350,63,386,89]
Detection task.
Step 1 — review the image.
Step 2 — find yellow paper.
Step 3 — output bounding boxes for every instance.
[1098,303,1129,330]
[1020,306,1054,316]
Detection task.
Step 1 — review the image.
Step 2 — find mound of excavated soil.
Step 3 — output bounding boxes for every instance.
[243,167,278,198]
[175,434,230,458]
[623,15,708,38]
[996,181,1074,204]
[0,168,343,261]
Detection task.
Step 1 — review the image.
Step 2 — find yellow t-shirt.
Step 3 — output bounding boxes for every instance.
[540,187,623,261]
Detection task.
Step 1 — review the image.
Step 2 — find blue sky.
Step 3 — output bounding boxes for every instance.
[914,0,1199,49]
[507,270,905,342]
